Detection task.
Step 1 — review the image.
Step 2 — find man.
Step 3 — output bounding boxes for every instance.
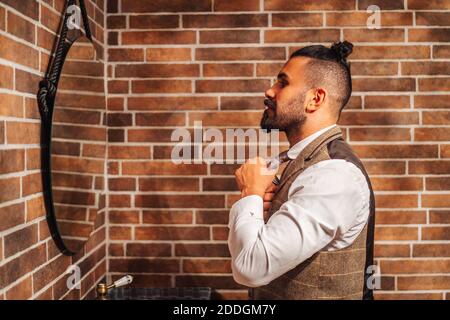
[229,41,376,300]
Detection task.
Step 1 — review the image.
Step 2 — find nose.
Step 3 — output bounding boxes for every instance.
[265,86,275,100]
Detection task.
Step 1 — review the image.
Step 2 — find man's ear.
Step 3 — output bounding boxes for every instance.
[305,88,327,113]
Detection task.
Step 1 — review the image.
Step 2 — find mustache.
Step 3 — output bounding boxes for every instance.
[264,98,276,109]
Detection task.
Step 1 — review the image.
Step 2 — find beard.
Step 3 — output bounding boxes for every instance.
[260,94,307,132]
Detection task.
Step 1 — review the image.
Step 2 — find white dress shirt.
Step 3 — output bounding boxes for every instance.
[228,124,371,288]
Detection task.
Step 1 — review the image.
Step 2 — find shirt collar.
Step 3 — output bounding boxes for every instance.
[286,124,337,160]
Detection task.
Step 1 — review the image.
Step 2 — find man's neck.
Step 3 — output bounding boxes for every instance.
[286,122,337,148]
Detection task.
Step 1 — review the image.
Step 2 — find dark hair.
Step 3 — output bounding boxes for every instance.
[290,41,353,118]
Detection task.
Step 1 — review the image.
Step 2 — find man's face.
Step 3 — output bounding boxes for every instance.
[260,57,310,132]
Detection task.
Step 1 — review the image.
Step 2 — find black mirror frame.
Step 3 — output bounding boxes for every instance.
[37,0,93,256]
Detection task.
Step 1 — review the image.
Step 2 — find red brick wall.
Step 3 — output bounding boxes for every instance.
[105,0,450,300]
[0,0,107,299]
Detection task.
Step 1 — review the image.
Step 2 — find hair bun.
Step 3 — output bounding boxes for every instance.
[331,41,353,61]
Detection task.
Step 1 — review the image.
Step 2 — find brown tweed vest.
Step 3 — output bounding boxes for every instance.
[251,125,376,300]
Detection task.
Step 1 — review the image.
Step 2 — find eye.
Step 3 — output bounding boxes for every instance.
[277,80,288,88]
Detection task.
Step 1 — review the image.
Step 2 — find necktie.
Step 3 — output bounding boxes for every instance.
[266,150,291,185]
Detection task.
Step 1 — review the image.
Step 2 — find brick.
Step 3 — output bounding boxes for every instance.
[109,243,124,256]
[381,260,450,275]
[126,243,172,257]
[15,69,42,94]
[109,226,132,240]
[122,161,206,175]
[349,127,411,141]
[5,276,32,300]
[429,210,450,224]
[410,29,450,42]
[188,111,262,126]
[375,210,426,224]
[135,194,224,209]
[146,48,191,61]
[135,226,210,240]
[4,224,38,258]
[0,6,4,30]
[196,47,285,61]
[350,45,430,60]
[419,78,450,92]
[26,196,45,222]
[374,244,410,258]
[183,14,267,28]
[416,12,450,26]
[265,0,355,10]
[414,95,450,109]
[0,149,24,174]
[116,64,199,78]
[353,144,437,159]
[175,243,230,257]
[401,61,450,75]
[212,226,228,240]
[128,96,217,111]
[139,178,199,192]
[142,210,193,224]
[371,178,423,192]
[0,0,39,20]
[108,178,136,191]
[214,0,260,11]
[0,34,38,69]
[413,244,450,257]
[0,203,25,232]
[108,80,129,93]
[7,11,35,43]
[351,61,398,76]
[0,177,20,203]
[0,244,46,288]
[398,276,450,291]
[410,160,450,174]
[6,122,40,144]
[109,195,131,208]
[108,146,151,159]
[221,96,263,110]
[265,29,340,43]
[339,111,418,125]
[40,5,60,31]
[353,78,415,92]
[132,80,192,93]
[375,226,418,241]
[0,93,23,118]
[272,13,322,27]
[200,30,259,44]
[0,64,13,90]
[127,128,186,142]
[375,194,418,208]
[22,172,42,196]
[408,0,450,9]
[422,194,450,208]
[415,128,450,141]
[422,226,450,240]
[196,79,270,93]
[360,0,405,9]
[108,48,144,62]
[107,15,126,29]
[204,63,253,77]
[375,292,443,300]
[110,258,179,273]
[107,113,132,127]
[434,45,450,59]
[122,0,211,12]
[196,210,229,225]
[183,259,231,273]
[327,12,411,26]
[345,29,404,42]
[122,31,196,45]
[129,15,179,29]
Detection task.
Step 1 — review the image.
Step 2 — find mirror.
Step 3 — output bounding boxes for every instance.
[50,36,106,254]
[38,0,105,255]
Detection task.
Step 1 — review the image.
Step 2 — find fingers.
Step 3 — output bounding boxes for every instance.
[266,183,278,193]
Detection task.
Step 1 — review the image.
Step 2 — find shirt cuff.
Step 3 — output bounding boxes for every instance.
[228,195,264,228]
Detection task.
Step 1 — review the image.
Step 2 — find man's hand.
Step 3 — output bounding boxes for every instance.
[235,157,277,199]
[263,183,278,222]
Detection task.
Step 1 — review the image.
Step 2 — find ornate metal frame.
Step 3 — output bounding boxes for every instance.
[37,0,93,255]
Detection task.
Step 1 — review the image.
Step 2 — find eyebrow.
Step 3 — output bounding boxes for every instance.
[277,72,290,81]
